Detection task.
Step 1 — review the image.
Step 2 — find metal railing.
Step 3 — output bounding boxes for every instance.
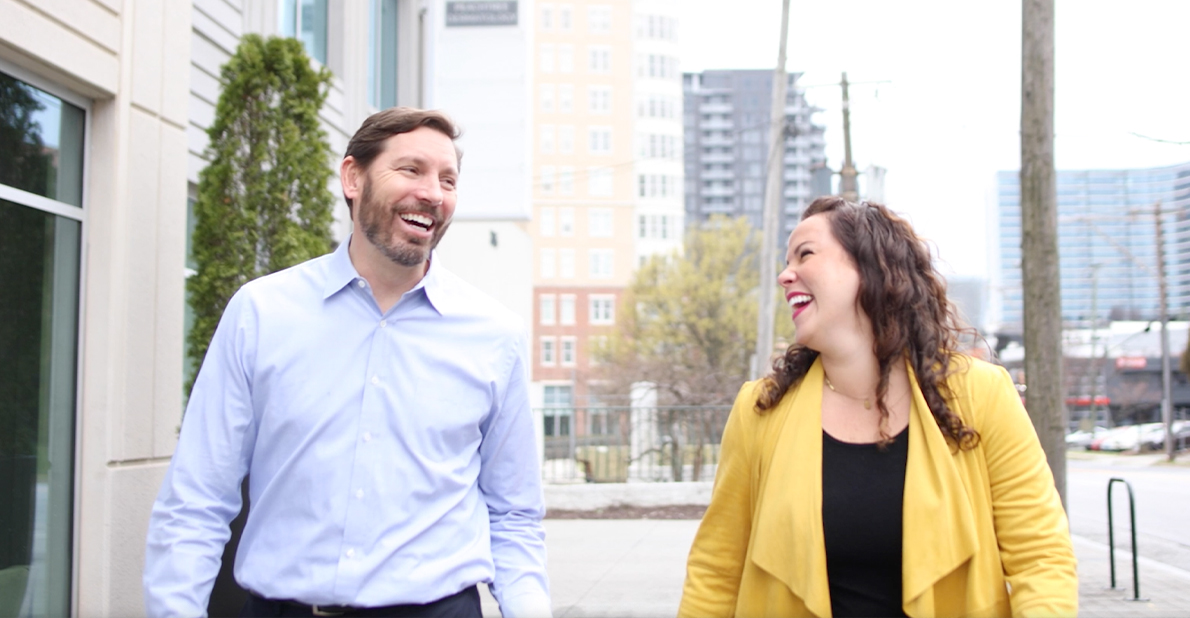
[538,406,732,483]
[1107,477,1147,601]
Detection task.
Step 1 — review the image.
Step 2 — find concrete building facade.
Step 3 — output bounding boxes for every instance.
[1,0,535,614]
[681,69,827,244]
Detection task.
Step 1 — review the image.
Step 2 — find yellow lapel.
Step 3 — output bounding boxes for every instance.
[901,363,980,616]
[750,359,832,618]
[748,360,979,618]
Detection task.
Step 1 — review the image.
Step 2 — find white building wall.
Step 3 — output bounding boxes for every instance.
[1,0,192,615]
[429,0,536,327]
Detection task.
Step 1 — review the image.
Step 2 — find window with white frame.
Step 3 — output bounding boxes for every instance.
[542,385,572,436]
[589,295,615,325]
[559,4,573,31]
[541,165,556,193]
[367,0,399,109]
[558,207,575,236]
[540,337,557,366]
[540,249,556,278]
[588,208,612,237]
[589,249,614,278]
[558,125,574,154]
[588,5,612,33]
[588,167,613,196]
[540,125,555,154]
[558,84,574,113]
[588,126,612,155]
[558,44,574,73]
[560,337,576,366]
[559,249,575,279]
[540,44,556,72]
[540,294,557,325]
[560,294,576,324]
[559,166,575,195]
[588,46,612,73]
[540,3,554,30]
[541,84,555,112]
[588,85,612,114]
[280,0,328,64]
[539,206,556,236]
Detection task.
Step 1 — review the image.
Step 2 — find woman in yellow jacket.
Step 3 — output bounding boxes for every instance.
[679,197,1077,618]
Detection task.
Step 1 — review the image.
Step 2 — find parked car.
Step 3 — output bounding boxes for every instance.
[1139,420,1190,451]
[1066,426,1109,449]
[1098,423,1164,452]
[1088,425,1139,451]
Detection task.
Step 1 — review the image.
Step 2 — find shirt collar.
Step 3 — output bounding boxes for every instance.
[323,235,455,316]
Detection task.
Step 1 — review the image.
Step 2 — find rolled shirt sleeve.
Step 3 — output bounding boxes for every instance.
[478,334,552,617]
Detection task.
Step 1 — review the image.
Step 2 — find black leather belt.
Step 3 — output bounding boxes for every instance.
[279,599,358,616]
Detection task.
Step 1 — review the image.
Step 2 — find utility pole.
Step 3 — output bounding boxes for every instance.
[1020,0,1066,504]
[1154,201,1176,462]
[752,0,791,380]
[1088,263,1101,429]
[838,72,859,202]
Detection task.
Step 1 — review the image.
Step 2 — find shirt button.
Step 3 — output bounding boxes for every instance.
[355,489,364,499]
[371,376,379,385]
[362,432,372,442]
[379,319,387,328]
[345,548,355,558]
[356,280,366,288]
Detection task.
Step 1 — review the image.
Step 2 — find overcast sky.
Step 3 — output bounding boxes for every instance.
[674,0,1190,278]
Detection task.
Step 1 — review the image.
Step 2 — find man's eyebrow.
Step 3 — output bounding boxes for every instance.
[392,155,458,176]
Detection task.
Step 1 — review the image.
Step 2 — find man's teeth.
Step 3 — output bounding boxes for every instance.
[400,213,433,229]
[788,294,812,308]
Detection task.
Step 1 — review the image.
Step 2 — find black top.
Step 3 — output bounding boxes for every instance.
[821,426,910,618]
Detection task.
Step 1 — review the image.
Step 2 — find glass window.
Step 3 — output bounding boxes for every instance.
[558,125,574,154]
[542,385,572,437]
[589,249,613,278]
[588,208,612,237]
[589,295,615,325]
[540,294,556,325]
[588,167,613,196]
[588,126,612,155]
[279,0,329,65]
[367,0,400,109]
[558,207,574,236]
[560,294,576,325]
[559,167,574,195]
[0,72,85,206]
[540,165,556,194]
[540,338,556,365]
[560,337,576,366]
[540,85,555,113]
[588,5,612,33]
[540,124,555,154]
[558,85,574,113]
[540,44,555,73]
[559,249,575,278]
[540,3,554,30]
[539,206,556,236]
[0,70,84,618]
[558,44,574,74]
[558,4,573,31]
[540,248,556,278]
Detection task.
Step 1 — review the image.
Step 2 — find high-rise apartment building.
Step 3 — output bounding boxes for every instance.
[682,70,828,241]
[530,0,684,436]
[996,162,1190,330]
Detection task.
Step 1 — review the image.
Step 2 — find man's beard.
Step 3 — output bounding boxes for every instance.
[358,177,451,268]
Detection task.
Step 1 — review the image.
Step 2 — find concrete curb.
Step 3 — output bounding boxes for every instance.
[544,482,713,511]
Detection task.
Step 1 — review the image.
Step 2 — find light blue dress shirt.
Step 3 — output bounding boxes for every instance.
[144,239,549,617]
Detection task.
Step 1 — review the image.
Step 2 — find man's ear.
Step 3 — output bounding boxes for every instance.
[341,156,362,202]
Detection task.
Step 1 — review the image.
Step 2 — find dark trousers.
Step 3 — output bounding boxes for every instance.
[240,586,482,618]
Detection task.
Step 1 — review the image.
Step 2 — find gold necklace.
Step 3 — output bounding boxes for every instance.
[823,374,872,410]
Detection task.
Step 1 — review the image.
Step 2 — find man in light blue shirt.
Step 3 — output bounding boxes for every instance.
[144,108,550,618]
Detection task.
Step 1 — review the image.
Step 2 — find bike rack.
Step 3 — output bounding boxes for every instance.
[1107,477,1147,601]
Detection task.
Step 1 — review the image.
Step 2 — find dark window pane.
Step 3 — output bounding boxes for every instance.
[0,72,85,207]
[0,198,79,617]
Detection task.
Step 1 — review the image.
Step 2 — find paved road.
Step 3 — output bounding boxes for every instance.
[1067,453,1190,573]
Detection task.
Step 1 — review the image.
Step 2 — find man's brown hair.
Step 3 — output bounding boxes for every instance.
[342,107,462,213]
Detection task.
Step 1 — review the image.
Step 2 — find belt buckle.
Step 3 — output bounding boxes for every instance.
[312,606,347,617]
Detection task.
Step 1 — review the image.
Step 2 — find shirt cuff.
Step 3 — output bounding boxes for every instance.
[499,589,552,618]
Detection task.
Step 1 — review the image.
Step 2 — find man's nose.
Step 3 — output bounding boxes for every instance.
[417,175,445,206]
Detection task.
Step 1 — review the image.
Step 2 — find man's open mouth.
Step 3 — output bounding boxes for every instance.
[400,213,434,232]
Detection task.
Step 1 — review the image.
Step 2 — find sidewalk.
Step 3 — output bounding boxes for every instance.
[479,521,1190,617]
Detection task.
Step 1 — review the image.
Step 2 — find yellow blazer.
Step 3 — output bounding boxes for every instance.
[678,357,1077,618]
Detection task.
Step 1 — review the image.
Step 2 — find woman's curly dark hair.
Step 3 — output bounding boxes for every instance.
[756,196,980,450]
